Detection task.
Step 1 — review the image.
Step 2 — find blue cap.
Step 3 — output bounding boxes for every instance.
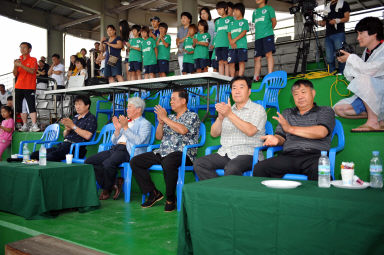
[321,151,327,156]
[373,151,379,156]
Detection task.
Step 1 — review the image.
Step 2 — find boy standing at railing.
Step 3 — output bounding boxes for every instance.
[126,25,143,80]
[193,20,211,73]
[182,24,197,75]
[215,1,233,76]
[228,3,249,77]
[140,26,158,79]
[252,0,277,82]
[156,23,171,77]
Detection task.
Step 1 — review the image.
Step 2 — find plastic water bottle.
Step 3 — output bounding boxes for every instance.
[370,151,383,188]
[318,151,331,188]
[23,144,30,162]
[39,144,47,166]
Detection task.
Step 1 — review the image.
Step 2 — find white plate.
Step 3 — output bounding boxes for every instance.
[331,180,370,189]
[261,180,302,189]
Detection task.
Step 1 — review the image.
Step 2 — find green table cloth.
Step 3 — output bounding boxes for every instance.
[178,176,384,255]
[0,162,100,219]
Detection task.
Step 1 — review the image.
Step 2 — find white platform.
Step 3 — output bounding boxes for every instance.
[44,73,232,96]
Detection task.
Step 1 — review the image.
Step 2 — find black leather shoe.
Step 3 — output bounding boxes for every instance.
[141,190,163,208]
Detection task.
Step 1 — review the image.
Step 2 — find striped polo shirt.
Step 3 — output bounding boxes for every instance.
[275,104,335,152]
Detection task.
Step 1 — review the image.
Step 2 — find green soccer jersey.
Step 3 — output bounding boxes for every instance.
[157,34,171,61]
[193,33,211,60]
[128,37,143,63]
[215,16,233,48]
[252,5,276,40]
[140,37,157,66]
[228,18,249,49]
[183,37,195,64]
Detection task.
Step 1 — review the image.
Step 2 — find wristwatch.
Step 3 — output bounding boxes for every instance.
[73,125,77,131]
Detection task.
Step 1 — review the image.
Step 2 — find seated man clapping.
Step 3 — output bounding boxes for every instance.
[194,76,267,180]
[31,95,97,161]
[85,97,152,200]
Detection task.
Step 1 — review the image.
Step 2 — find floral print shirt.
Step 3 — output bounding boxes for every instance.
[155,110,200,161]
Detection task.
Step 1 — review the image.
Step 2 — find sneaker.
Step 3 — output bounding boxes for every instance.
[30,124,40,132]
[19,124,29,132]
[164,201,176,212]
[253,76,260,82]
[141,190,163,208]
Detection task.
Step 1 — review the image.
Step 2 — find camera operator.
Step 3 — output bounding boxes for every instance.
[317,0,350,74]
[334,17,384,132]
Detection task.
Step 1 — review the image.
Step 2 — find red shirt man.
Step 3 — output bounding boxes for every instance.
[13,42,39,132]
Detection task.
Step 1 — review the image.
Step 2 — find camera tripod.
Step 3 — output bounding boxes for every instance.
[294,21,327,74]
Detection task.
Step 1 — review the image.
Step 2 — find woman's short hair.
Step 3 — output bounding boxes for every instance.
[128,97,146,113]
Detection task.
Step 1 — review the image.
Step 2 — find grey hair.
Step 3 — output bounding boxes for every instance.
[128,97,146,113]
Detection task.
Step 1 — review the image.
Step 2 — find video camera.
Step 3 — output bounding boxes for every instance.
[289,0,319,25]
[335,42,354,57]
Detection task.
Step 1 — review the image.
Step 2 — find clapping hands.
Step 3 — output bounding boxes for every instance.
[154,105,167,124]
[215,98,232,119]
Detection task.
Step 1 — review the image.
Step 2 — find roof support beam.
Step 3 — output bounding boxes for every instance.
[355,0,367,9]
[39,0,95,15]
[113,0,157,13]
[56,14,100,30]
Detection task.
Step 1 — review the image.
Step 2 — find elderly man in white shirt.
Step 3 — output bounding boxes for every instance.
[194,76,267,180]
[85,97,152,200]
[334,17,384,132]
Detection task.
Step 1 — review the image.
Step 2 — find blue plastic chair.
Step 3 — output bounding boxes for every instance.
[267,119,345,181]
[126,123,206,211]
[119,125,156,203]
[69,123,116,164]
[187,87,204,113]
[253,71,287,113]
[203,121,274,178]
[95,93,127,121]
[197,84,231,124]
[18,124,60,157]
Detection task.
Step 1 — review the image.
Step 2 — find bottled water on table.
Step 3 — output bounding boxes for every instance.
[318,151,331,188]
[370,151,383,188]
[39,144,47,166]
[23,144,30,162]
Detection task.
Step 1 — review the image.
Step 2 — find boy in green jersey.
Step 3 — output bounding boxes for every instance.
[140,26,158,79]
[156,22,171,77]
[126,25,143,80]
[182,24,197,74]
[252,0,277,82]
[193,20,211,73]
[215,1,233,76]
[227,3,249,77]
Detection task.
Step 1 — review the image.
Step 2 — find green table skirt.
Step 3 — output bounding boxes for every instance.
[0,162,100,219]
[178,176,384,255]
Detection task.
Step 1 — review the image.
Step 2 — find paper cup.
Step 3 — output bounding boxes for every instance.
[66,154,73,164]
[11,154,18,159]
[341,169,354,186]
